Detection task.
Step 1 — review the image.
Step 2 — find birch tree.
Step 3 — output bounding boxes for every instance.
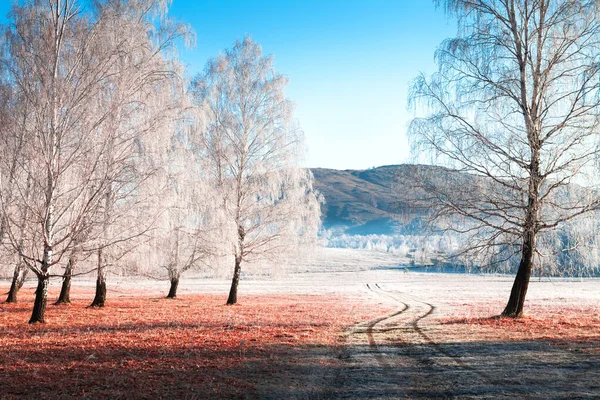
[84,0,189,308]
[193,37,321,305]
[409,0,600,317]
[0,0,98,322]
[0,0,187,322]
[151,135,219,299]
[0,85,33,303]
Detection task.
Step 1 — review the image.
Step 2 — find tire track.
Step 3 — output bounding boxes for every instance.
[372,283,504,389]
[349,283,409,368]
[367,284,438,368]
[336,283,506,398]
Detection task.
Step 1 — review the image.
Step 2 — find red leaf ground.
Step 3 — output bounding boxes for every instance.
[2,278,599,399]
[0,286,383,399]
[437,301,600,346]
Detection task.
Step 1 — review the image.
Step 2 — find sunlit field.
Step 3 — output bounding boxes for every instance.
[2,249,599,399]
[0,286,381,399]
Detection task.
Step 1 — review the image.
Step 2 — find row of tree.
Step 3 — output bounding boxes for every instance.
[0,0,320,324]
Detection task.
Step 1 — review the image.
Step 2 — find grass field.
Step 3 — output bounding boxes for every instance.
[1,249,599,399]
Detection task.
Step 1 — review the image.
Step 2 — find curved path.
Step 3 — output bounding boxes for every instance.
[330,283,522,399]
[249,268,600,399]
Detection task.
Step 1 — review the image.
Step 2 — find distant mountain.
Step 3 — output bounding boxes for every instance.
[312,163,591,237]
[310,164,443,235]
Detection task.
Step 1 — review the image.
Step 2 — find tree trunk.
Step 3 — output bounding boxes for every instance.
[166,276,179,299]
[226,257,242,305]
[30,235,54,323]
[29,274,49,324]
[501,233,535,317]
[55,255,76,305]
[89,249,106,308]
[55,274,72,305]
[5,279,19,304]
[503,153,540,318]
[90,276,106,308]
[5,262,28,303]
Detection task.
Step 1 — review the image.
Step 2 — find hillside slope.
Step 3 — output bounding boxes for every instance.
[311,164,437,235]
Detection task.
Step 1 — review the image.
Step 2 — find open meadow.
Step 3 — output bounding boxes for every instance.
[3,1,600,399]
[1,249,599,399]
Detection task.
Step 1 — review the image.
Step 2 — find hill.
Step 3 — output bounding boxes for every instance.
[310,164,440,235]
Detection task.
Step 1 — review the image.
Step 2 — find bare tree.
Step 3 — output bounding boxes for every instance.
[0,0,104,321]
[161,135,220,299]
[117,101,219,299]
[0,86,33,303]
[0,0,187,322]
[83,0,189,308]
[409,0,600,317]
[193,37,321,305]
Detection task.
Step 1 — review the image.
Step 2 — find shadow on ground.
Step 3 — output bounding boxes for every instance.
[2,336,599,399]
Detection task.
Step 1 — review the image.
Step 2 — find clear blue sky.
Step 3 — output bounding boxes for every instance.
[0,0,456,170]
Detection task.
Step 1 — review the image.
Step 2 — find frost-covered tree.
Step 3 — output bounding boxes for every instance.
[0,84,33,303]
[193,37,321,305]
[0,0,114,321]
[140,110,221,299]
[158,162,218,298]
[84,0,190,308]
[0,0,188,322]
[410,0,600,317]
